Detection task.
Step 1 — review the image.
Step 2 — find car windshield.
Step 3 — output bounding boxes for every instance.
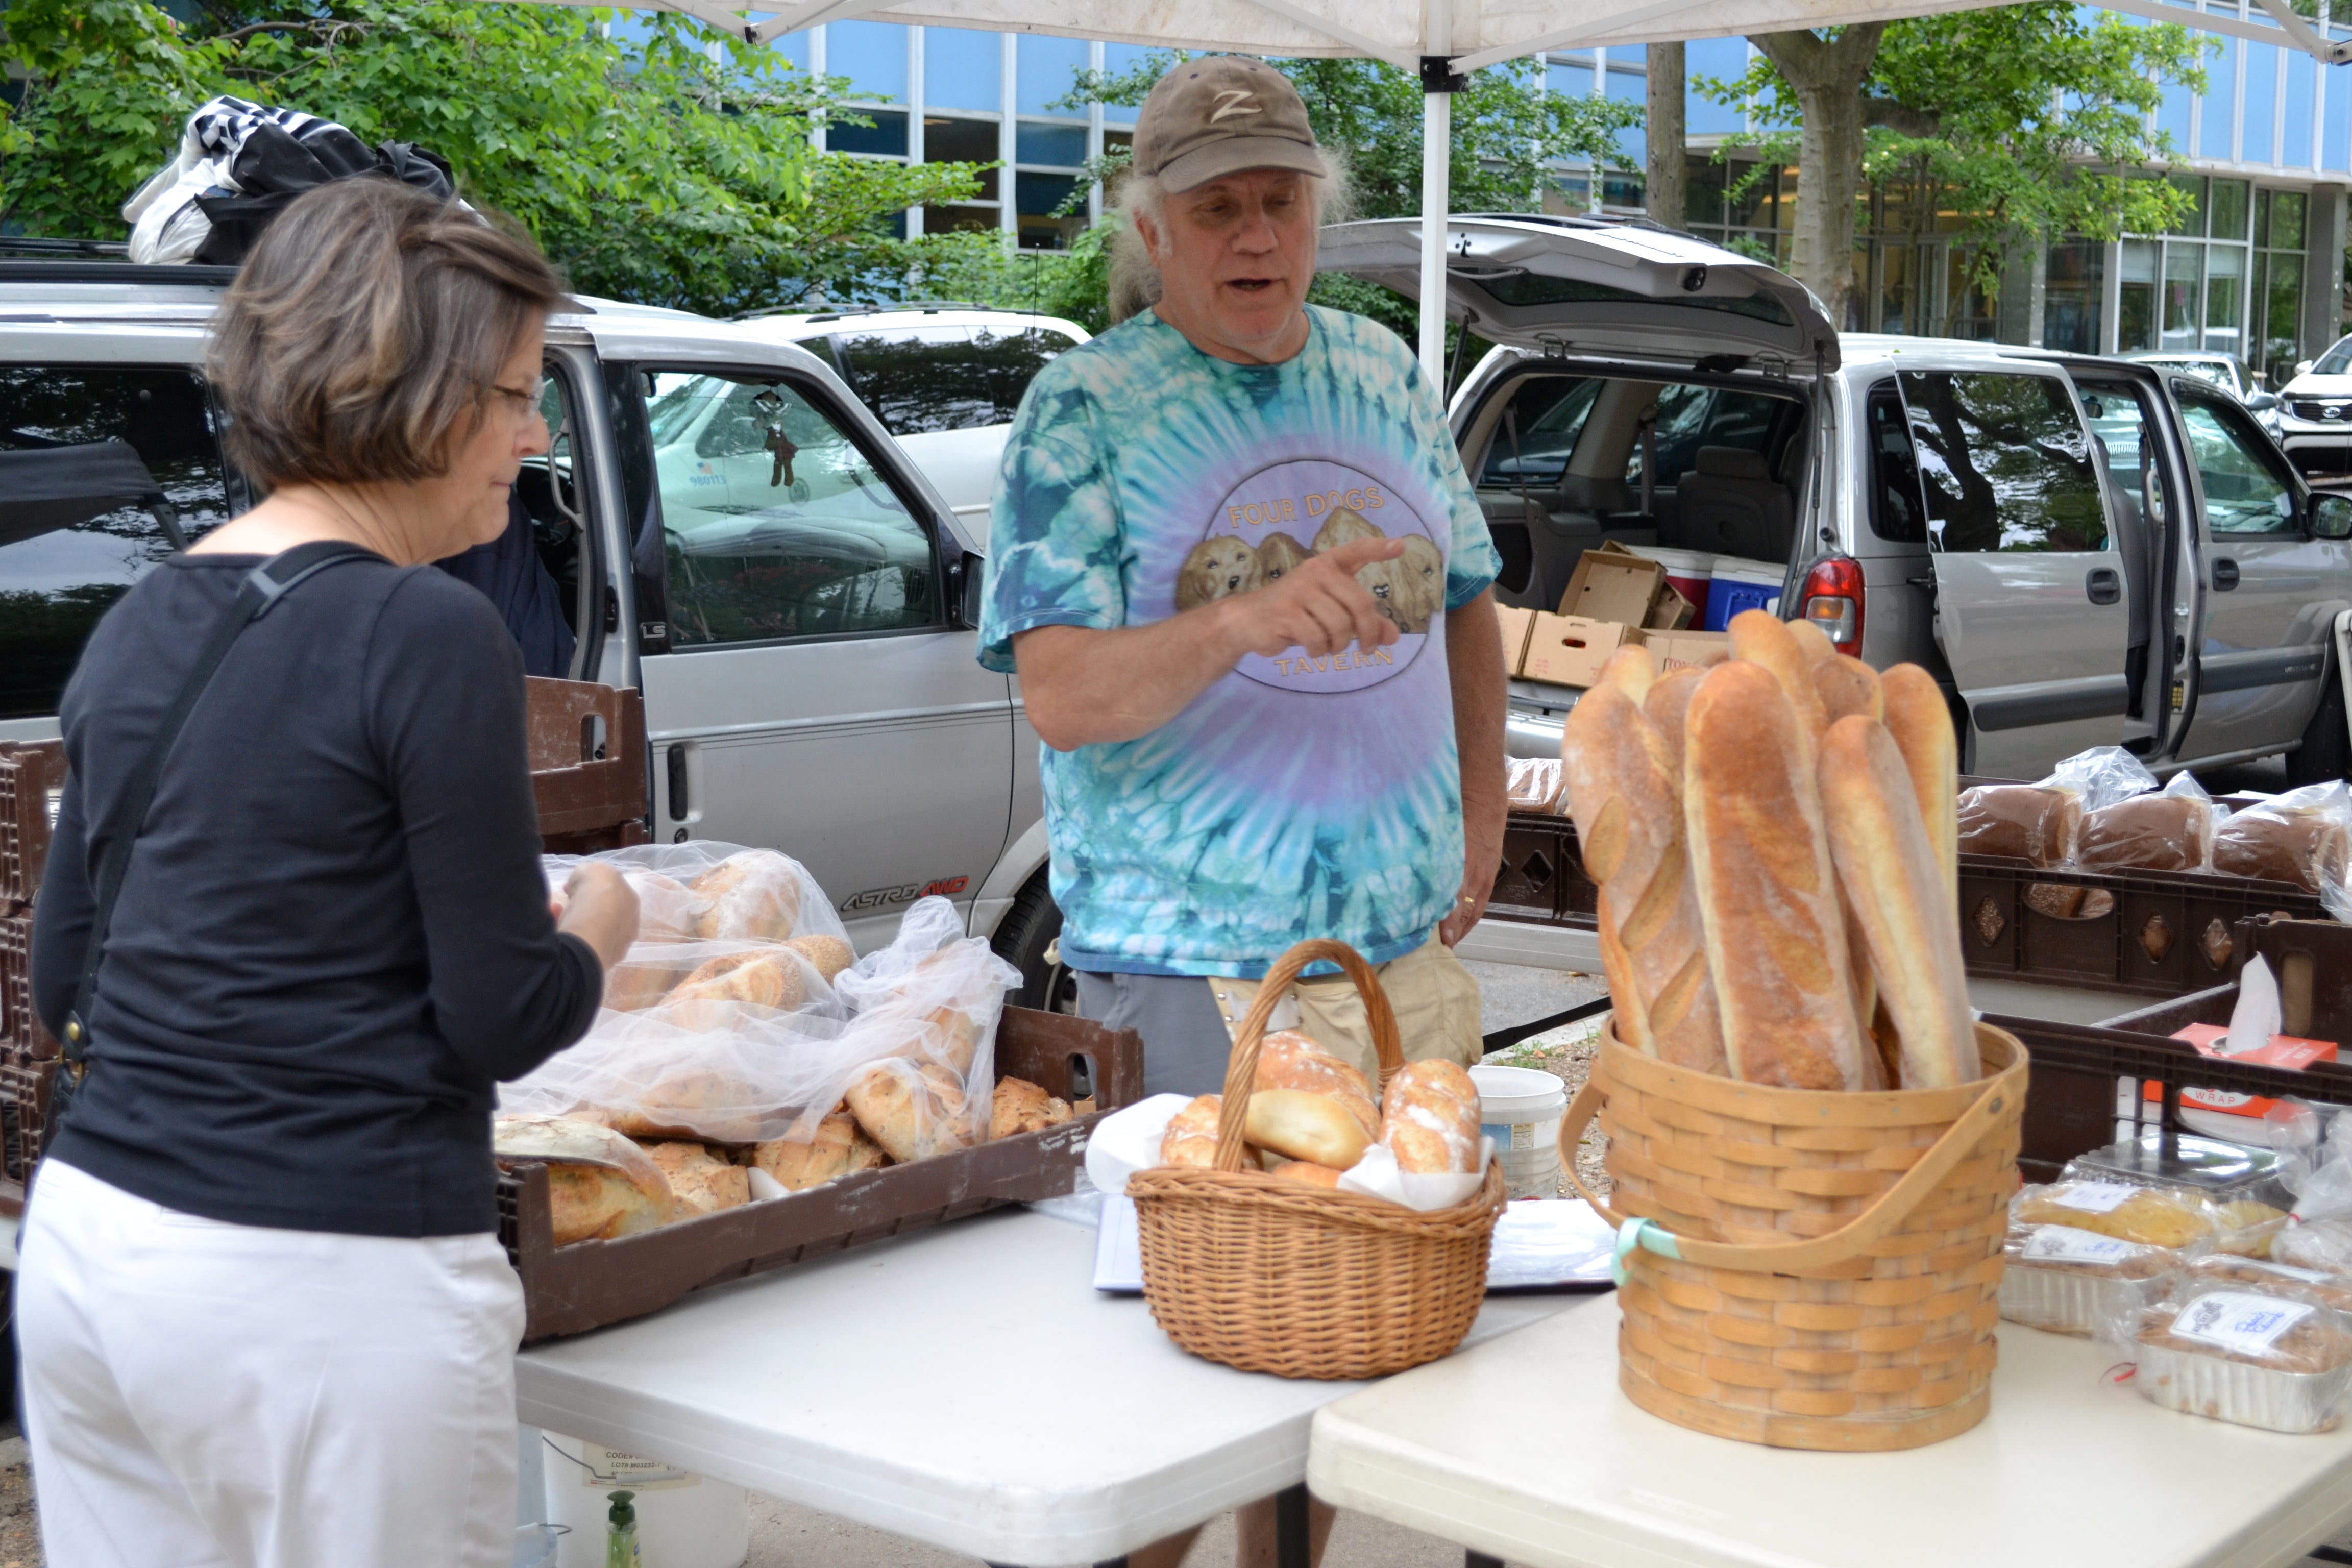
[2313,339,2352,376]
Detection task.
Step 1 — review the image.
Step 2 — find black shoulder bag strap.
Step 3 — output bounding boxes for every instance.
[52,541,378,1131]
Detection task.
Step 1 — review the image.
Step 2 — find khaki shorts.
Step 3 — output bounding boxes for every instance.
[1204,935,1484,1084]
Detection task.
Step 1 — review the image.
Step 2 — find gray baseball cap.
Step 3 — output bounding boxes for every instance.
[1133,56,1324,194]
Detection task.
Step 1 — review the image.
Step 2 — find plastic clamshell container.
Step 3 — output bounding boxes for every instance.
[1998,1257,2177,1337]
[2062,1131,2291,1207]
[2135,1337,2352,1434]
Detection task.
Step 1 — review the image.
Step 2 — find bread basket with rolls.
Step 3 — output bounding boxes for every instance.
[1558,612,2028,1451]
[1125,939,1506,1380]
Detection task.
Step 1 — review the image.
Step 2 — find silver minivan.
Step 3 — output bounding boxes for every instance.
[0,261,1066,1000]
[1321,214,2352,785]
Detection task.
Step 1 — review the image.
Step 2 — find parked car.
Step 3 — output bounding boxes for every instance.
[2275,334,2352,479]
[724,304,1089,543]
[2126,351,2281,438]
[1320,213,2352,789]
[0,261,1069,1007]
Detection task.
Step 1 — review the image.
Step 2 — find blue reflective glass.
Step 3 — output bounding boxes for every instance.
[1017,121,1088,167]
[1018,33,1091,114]
[2199,39,2236,162]
[829,20,906,100]
[925,27,1001,111]
[2244,41,2277,167]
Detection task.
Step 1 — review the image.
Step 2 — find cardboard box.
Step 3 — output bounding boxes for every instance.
[1558,547,1668,628]
[1649,630,1732,673]
[1521,615,1644,689]
[2139,1023,2341,1121]
[1496,605,1537,677]
[1646,580,1697,631]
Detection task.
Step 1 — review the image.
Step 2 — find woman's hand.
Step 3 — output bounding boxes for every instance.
[556,863,639,973]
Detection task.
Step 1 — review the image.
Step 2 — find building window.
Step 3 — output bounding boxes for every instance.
[2252,189,2308,388]
[2043,240,2105,355]
[830,110,908,159]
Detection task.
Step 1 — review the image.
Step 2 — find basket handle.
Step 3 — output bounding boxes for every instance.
[1556,1052,2021,1274]
[1212,938,1401,1174]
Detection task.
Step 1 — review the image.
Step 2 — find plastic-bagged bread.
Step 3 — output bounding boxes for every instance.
[544,842,848,949]
[845,1059,971,1162]
[2012,1180,2221,1250]
[2213,781,2352,892]
[2079,773,2218,873]
[1957,785,2082,866]
[1506,757,1564,813]
[659,946,827,1028]
[493,1115,677,1245]
[1381,1059,1482,1175]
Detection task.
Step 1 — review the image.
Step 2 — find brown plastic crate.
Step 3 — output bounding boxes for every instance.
[0,1057,56,1186]
[500,1004,1145,1342]
[1957,856,2320,997]
[1489,810,1598,928]
[525,678,648,848]
[0,741,65,906]
[0,910,51,1062]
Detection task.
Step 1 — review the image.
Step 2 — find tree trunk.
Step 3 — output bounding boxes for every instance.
[1646,42,1686,230]
[1749,26,1884,330]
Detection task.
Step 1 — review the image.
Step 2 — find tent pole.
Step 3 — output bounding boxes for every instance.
[1417,0,1460,387]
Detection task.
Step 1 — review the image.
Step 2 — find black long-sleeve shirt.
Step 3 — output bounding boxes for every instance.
[32,550,602,1237]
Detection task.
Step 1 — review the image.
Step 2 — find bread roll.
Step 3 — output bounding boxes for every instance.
[1818,717,1980,1088]
[1380,1059,1482,1174]
[2079,794,2214,872]
[785,934,855,983]
[2215,807,2352,891]
[845,1059,971,1163]
[1641,667,1704,780]
[1684,662,1868,1090]
[691,851,805,941]
[990,1075,1074,1139]
[663,948,811,1027]
[754,1107,887,1192]
[1160,1094,1223,1168]
[1561,677,1727,1072]
[1255,1032,1380,1140]
[1245,1088,1373,1169]
[1812,655,1883,724]
[1728,609,1828,745]
[644,1141,751,1217]
[1956,784,2080,867]
[493,1114,677,1245]
[1270,1159,1346,1189]
[1880,664,1959,903]
[1785,618,1837,667]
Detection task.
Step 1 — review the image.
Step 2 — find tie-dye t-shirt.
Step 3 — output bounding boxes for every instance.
[978,305,1501,978]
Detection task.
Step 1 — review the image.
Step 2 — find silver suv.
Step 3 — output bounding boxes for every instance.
[0,261,1067,1002]
[1322,214,2352,787]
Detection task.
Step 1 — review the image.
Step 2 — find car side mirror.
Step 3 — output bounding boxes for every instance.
[2248,390,2281,412]
[947,547,988,628]
[2297,360,2317,377]
[2311,493,2352,540]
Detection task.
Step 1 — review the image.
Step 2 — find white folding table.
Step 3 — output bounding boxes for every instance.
[514,1204,1584,1567]
[1309,1292,2352,1568]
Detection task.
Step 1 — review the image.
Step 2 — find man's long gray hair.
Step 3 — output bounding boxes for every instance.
[1105,149,1355,325]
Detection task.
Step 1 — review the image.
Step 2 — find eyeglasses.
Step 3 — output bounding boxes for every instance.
[487,377,551,416]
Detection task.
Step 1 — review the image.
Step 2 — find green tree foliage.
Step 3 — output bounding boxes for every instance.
[1701,5,2207,311]
[0,0,983,316]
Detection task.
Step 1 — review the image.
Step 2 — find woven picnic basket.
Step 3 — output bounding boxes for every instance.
[1127,938,1507,1380]
[1560,1020,2027,1452]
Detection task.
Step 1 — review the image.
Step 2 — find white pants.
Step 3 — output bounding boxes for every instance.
[18,1158,525,1568]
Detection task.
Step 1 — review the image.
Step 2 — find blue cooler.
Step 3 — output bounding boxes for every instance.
[1701,561,1784,632]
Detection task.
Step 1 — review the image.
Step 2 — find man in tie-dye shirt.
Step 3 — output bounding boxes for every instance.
[978,56,1508,1106]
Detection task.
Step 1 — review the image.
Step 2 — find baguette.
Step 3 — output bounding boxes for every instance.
[1785,617,1837,667]
[1597,642,1654,703]
[1562,667,1728,1072]
[1684,661,1867,1090]
[1728,609,1828,746]
[1818,717,1980,1088]
[1880,664,1960,905]
[1812,655,1883,724]
[1643,667,1704,779]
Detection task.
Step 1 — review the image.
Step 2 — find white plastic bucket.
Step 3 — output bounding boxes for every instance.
[1629,546,1716,622]
[513,1524,562,1568]
[1469,1064,1568,1199]
[543,1435,749,1568]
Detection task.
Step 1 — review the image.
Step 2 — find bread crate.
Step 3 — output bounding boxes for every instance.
[499,1004,1144,1342]
[1490,810,1599,927]
[0,1056,55,1186]
[0,910,51,1062]
[0,740,65,907]
[1958,856,2321,997]
[525,678,650,854]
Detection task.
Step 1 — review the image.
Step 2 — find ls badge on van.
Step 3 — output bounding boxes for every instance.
[840,876,970,913]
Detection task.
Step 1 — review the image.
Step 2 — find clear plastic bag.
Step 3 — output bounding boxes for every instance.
[1505,757,1563,813]
[1999,1222,2181,1336]
[2213,780,2352,892]
[1956,785,2084,867]
[2011,1179,2223,1250]
[601,939,838,1017]
[543,842,849,948]
[2046,746,2161,814]
[2119,1285,2352,1433]
[2077,771,2218,873]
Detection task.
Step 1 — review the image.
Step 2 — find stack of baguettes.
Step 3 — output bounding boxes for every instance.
[1561,610,1979,1092]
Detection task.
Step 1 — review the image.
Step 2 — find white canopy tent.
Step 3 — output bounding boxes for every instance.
[524,0,2352,377]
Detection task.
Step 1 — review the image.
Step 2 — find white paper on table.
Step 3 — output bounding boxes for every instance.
[1338,1140,1494,1212]
[1093,1193,1145,1294]
[2227,955,2284,1057]
[1485,1198,1620,1290]
[745,1166,789,1203]
[1082,1093,1196,1197]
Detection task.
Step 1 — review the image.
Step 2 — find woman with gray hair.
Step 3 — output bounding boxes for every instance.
[22,177,639,1568]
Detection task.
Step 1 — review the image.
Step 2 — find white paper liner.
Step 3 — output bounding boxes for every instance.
[1339,1140,1496,1211]
[1083,1095,1195,1196]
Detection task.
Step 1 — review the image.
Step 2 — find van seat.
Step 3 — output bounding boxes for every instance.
[1672,446,1794,561]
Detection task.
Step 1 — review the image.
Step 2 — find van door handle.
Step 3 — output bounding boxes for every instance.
[2212,558,2241,591]
[666,744,690,822]
[2085,567,2122,605]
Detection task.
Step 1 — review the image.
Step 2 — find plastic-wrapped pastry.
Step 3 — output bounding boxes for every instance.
[2011,1180,2220,1250]
[2275,1216,2352,1275]
[2183,1253,2352,1311]
[658,947,819,1029]
[1998,1224,2179,1336]
[844,1058,971,1163]
[2132,1289,2352,1433]
[2078,788,2216,873]
[493,1114,677,1245]
[690,850,807,941]
[1506,756,1564,813]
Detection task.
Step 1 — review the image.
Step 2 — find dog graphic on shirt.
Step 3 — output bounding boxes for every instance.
[1174,535,1266,611]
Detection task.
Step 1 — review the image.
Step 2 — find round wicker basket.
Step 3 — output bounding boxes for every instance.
[1561,1021,2027,1451]
[1127,938,1507,1381]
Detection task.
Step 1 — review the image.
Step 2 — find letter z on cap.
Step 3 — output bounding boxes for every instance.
[1133,55,1324,193]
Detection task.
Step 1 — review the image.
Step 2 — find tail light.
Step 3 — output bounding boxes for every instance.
[1798,555,1865,658]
